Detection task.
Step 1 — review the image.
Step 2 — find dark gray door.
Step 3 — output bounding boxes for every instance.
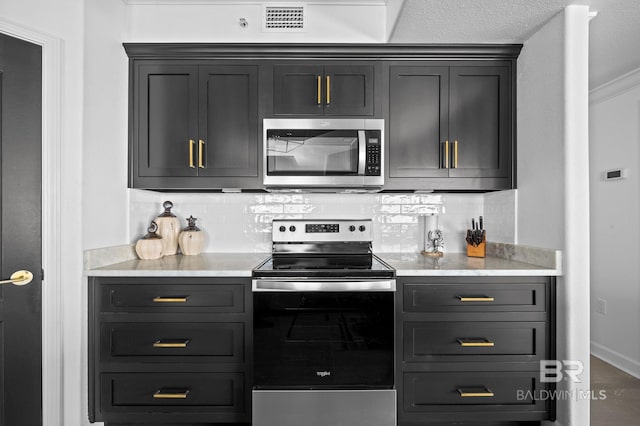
[448,65,511,179]
[388,65,449,179]
[324,65,374,116]
[137,63,198,177]
[0,33,43,426]
[198,65,258,178]
[273,63,375,116]
[273,64,324,116]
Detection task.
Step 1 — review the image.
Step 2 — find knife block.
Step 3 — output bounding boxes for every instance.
[466,238,486,258]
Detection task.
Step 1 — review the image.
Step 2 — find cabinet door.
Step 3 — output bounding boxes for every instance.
[273,64,375,116]
[137,64,198,177]
[198,65,259,178]
[324,65,374,116]
[273,64,324,115]
[449,65,512,179]
[388,66,449,179]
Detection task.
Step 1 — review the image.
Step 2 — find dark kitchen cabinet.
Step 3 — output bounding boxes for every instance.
[88,276,252,425]
[387,62,514,191]
[273,63,376,116]
[125,43,521,192]
[396,276,556,425]
[130,61,260,190]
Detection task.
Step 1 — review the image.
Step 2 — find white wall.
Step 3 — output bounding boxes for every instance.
[0,1,85,425]
[590,70,640,378]
[128,3,385,42]
[129,190,490,254]
[517,6,591,426]
[82,0,130,250]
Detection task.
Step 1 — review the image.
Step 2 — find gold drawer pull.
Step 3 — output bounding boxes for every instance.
[457,338,495,347]
[153,389,190,399]
[458,388,494,398]
[189,139,196,168]
[198,139,205,168]
[152,296,188,303]
[454,140,458,168]
[153,339,190,348]
[444,140,449,169]
[457,296,494,302]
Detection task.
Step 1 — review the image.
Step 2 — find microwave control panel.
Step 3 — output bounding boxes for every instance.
[365,130,382,176]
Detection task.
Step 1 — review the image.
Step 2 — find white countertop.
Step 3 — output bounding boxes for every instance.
[378,252,561,276]
[85,248,560,277]
[86,253,269,277]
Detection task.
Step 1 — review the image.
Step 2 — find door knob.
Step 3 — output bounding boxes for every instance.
[0,270,34,286]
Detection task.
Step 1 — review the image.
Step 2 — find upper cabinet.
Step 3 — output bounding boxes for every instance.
[273,63,376,116]
[386,61,514,191]
[125,44,520,192]
[131,60,260,190]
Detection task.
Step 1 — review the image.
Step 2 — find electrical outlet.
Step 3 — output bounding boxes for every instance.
[596,298,607,315]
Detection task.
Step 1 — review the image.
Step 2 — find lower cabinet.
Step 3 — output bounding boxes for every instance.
[88,276,252,425]
[397,276,556,425]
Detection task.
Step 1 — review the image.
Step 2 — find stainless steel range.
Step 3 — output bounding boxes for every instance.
[252,219,396,426]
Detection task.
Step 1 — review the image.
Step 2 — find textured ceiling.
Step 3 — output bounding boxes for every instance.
[389,0,640,88]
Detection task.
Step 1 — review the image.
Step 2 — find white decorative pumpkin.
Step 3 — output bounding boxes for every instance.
[135,221,164,260]
[155,200,180,256]
[178,216,205,256]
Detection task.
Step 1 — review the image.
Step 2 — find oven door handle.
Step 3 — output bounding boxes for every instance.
[252,279,396,292]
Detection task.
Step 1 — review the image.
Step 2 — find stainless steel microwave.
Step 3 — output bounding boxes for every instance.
[263,118,384,188]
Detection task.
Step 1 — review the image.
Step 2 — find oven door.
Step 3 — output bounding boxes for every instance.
[252,280,395,390]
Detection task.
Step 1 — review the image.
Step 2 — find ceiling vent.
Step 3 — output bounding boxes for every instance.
[263,5,306,32]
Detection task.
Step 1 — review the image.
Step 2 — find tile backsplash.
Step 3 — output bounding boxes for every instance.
[130,189,515,253]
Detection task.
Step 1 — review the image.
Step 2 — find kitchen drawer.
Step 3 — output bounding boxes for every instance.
[101,372,245,411]
[403,321,546,362]
[403,371,547,412]
[100,282,245,313]
[101,322,244,362]
[403,279,547,313]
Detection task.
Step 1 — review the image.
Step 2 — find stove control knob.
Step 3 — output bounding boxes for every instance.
[359,225,366,232]
[279,226,286,232]
[349,225,356,232]
[289,225,296,232]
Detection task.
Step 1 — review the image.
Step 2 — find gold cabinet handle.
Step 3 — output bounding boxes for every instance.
[0,270,33,286]
[317,75,322,105]
[198,139,205,168]
[457,338,495,347]
[444,140,449,169]
[189,139,196,168]
[153,389,190,399]
[153,339,190,348]
[454,140,458,168]
[458,388,494,398]
[457,296,494,302]
[326,75,331,105]
[152,296,188,303]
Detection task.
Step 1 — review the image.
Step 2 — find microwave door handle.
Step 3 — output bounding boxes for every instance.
[358,130,366,175]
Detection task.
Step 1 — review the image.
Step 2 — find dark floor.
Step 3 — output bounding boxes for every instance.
[590,355,640,425]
